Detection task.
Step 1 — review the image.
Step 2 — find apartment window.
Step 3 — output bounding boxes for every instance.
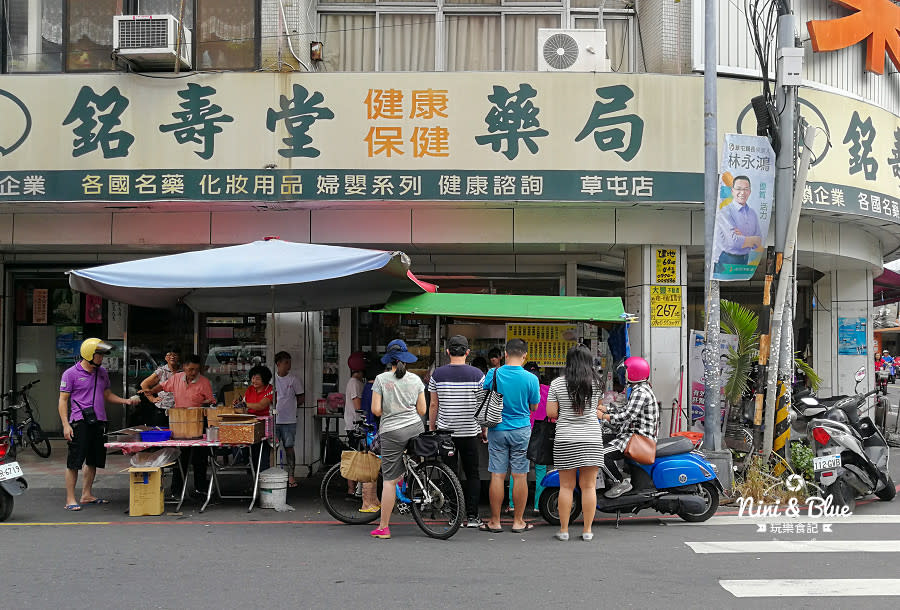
[381,14,436,71]
[66,0,116,71]
[6,0,64,72]
[318,2,629,72]
[197,0,257,70]
[446,14,501,71]
[320,13,376,72]
[504,13,560,70]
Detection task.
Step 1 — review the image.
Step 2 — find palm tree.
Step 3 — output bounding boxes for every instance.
[719,299,821,408]
[720,300,759,407]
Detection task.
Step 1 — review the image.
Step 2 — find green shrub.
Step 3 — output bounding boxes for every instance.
[790,441,814,481]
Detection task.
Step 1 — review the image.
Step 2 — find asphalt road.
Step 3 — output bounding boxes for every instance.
[5,448,900,610]
[4,490,900,609]
[3,382,899,609]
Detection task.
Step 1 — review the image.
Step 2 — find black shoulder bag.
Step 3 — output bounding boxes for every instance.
[73,369,100,425]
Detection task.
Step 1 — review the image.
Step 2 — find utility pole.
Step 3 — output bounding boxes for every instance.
[0,1,7,74]
[763,1,802,458]
[702,0,723,453]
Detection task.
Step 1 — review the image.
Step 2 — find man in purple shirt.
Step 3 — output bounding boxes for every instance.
[58,338,137,511]
[712,175,763,275]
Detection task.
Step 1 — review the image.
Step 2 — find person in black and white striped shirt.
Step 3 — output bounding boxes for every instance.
[428,335,486,528]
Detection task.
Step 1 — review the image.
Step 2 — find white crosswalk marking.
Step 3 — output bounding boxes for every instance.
[720,579,900,597]
[687,540,900,553]
[686,527,900,597]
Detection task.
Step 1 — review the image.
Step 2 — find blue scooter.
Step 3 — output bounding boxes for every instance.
[538,436,722,525]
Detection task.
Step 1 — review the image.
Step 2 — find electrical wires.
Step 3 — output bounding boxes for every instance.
[744,0,781,143]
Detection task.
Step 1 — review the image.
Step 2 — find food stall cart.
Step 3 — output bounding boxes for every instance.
[105,434,266,513]
[371,292,633,480]
[68,238,433,511]
[372,291,631,376]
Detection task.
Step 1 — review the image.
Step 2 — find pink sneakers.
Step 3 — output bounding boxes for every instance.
[370,526,391,539]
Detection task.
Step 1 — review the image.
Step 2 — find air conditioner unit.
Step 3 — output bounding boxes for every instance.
[113,15,191,71]
[537,29,610,72]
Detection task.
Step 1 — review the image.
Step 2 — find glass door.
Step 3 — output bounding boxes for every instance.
[11,273,115,434]
[200,313,268,401]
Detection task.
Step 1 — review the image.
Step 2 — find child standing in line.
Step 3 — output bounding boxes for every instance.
[274,351,304,488]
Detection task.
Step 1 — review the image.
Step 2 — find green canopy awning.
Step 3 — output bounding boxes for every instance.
[371,292,627,322]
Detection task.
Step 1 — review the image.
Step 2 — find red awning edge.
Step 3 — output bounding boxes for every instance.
[407,270,438,293]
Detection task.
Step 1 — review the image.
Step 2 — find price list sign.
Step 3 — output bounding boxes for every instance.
[506,323,578,368]
[650,286,682,327]
[655,248,678,284]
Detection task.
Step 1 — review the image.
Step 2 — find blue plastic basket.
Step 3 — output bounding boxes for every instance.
[140,429,172,442]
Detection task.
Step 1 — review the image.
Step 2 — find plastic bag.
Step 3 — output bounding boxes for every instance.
[129,447,181,468]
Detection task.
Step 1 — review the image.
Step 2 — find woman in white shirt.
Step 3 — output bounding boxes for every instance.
[369,340,426,539]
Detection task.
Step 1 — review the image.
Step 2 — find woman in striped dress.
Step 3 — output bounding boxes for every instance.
[546,344,605,541]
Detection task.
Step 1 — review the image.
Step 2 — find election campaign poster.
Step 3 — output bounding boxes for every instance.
[711,134,776,281]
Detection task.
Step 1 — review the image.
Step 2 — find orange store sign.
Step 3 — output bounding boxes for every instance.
[807,0,900,75]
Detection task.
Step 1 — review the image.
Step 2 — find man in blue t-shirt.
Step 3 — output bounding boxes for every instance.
[481,338,539,533]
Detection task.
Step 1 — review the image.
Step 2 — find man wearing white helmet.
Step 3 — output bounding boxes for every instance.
[58,338,138,511]
[600,356,659,498]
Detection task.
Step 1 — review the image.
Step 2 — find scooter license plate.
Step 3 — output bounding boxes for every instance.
[813,454,841,471]
[0,461,23,481]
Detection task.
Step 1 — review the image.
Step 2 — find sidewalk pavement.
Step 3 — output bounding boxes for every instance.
[10,439,336,522]
[9,402,900,524]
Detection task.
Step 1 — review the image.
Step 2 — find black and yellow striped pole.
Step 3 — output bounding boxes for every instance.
[773,380,790,475]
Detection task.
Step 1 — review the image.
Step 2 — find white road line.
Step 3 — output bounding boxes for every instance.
[686,540,900,553]
[667,514,900,526]
[720,579,900,597]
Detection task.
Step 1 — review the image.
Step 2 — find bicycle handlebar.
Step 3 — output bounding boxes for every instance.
[4,380,40,399]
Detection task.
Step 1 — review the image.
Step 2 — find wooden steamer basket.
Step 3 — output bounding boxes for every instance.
[206,405,236,427]
[218,414,264,444]
[168,407,205,439]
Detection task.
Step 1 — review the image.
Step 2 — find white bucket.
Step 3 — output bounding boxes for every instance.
[258,467,288,509]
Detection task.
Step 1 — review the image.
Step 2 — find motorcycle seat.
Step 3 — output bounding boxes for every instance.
[655,436,695,457]
[817,395,848,407]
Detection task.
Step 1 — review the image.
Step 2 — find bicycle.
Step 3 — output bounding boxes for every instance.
[320,422,465,539]
[1,380,51,459]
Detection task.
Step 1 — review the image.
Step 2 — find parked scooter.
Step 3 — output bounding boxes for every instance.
[876,369,890,396]
[538,435,722,525]
[0,433,27,521]
[806,366,895,511]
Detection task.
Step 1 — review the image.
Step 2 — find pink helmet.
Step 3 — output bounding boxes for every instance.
[624,356,650,383]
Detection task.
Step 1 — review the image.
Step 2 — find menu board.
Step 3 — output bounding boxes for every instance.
[506,323,578,368]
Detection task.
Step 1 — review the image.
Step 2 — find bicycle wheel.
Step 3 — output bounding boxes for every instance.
[408,461,464,540]
[26,423,51,458]
[319,462,381,525]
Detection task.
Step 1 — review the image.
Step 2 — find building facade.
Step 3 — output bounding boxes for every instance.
[1,1,898,456]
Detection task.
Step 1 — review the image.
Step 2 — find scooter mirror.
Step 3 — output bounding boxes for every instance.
[854,366,866,383]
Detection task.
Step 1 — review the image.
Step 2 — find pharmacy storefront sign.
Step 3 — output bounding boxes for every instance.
[0,73,896,220]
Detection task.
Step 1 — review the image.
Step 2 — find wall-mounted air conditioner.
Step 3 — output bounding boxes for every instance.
[537,29,610,72]
[113,15,191,71]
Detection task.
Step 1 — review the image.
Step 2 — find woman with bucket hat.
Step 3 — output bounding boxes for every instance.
[369,340,426,539]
